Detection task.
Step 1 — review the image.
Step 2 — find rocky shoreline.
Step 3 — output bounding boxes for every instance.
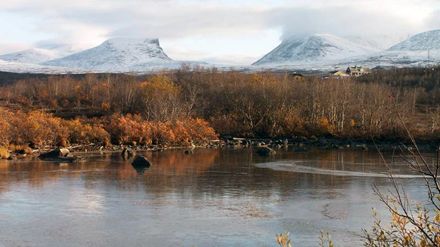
[224,136,440,151]
[1,136,439,161]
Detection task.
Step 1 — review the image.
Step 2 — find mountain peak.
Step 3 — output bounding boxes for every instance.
[388,29,440,51]
[44,37,173,72]
[253,33,377,66]
[103,38,161,47]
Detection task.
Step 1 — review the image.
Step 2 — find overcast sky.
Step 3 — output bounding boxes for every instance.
[0,0,439,64]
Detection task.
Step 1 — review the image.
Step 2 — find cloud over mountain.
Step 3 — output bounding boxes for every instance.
[0,0,439,64]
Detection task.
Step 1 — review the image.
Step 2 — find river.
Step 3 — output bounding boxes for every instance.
[0,149,429,246]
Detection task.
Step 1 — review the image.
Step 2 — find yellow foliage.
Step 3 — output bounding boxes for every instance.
[0,111,10,146]
[319,117,334,133]
[364,204,440,246]
[140,75,180,98]
[64,119,110,146]
[10,145,33,155]
[0,147,10,159]
[276,232,292,247]
[101,102,111,111]
[350,119,356,127]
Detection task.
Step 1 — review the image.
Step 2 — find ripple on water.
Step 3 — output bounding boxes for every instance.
[255,161,425,178]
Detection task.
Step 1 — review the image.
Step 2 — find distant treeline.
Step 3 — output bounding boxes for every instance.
[357,66,440,105]
[1,67,440,147]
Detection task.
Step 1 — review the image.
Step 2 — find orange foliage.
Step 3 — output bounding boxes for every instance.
[0,147,9,159]
[0,108,110,147]
[0,110,11,146]
[319,117,333,134]
[107,114,152,145]
[182,118,218,143]
[107,114,217,146]
[63,119,110,146]
[6,110,68,147]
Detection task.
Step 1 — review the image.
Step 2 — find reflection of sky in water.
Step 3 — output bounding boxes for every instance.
[67,188,105,215]
[0,149,430,247]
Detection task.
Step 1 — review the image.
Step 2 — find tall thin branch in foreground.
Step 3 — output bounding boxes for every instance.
[364,116,440,246]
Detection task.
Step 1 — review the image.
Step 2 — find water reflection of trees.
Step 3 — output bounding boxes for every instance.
[111,149,220,192]
[0,149,401,201]
[113,149,391,200]
[0,160,65,193]
[0,153,118,194]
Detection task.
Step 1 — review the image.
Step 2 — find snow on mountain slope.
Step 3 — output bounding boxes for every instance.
[1,31,439,74]
[44,38,182,72]
[346,30,440,68]
[0,48,58,64]
[346,35,406,50]
[253,34,378,66]
[0,59,81,74]
[388,30,440,51]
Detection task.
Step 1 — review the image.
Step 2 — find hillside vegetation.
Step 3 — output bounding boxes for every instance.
[0,67,440,148]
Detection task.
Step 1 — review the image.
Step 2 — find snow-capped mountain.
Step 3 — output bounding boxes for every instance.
[0,30,439,74]
[44,38,182,72]
[0,48,58,64]
[347,30,440,68]
[388,30,440,51]
[346,35,406,51]
[0,59,81,74]
[253,34,378,66]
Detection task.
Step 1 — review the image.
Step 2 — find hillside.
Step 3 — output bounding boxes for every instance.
[44,38,181,72]
[253,34,378,66]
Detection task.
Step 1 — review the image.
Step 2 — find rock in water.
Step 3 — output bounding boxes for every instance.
[39,148,76,162]
[39,148,69,158]
[131,155,151,174]
[256,146,276,157]
[59,148,70,157]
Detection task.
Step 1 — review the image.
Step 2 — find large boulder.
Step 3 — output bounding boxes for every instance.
[256,146,276,157]
[39,148,69,159]
[39,148,76,162]
[131,155,151,174]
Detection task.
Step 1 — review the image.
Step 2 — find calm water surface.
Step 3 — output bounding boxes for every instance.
[0,149,428,247]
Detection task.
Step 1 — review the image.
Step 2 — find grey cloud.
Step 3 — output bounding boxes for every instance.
[4,0,438,42]
[427,10,440,29]
[266,6,421,40]
[1,0,439,63]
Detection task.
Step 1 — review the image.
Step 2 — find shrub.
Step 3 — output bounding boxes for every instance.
[106,114,217,146]
[6,110,68,147]
[0,108,110,147]
[183,118,218,143]
[64,119,110,146]
[107,114,152,145]
[10,145,33,155]
[0,147,10,159]
[0,111,11,146]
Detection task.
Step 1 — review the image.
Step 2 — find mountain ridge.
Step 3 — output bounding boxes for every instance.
[388,30,440,51]
[44,38,177,72]
[253,33,378,66]
[0,48,58,64]
[0,30,440,74]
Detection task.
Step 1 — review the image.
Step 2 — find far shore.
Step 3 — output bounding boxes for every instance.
[2,136,439,161]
